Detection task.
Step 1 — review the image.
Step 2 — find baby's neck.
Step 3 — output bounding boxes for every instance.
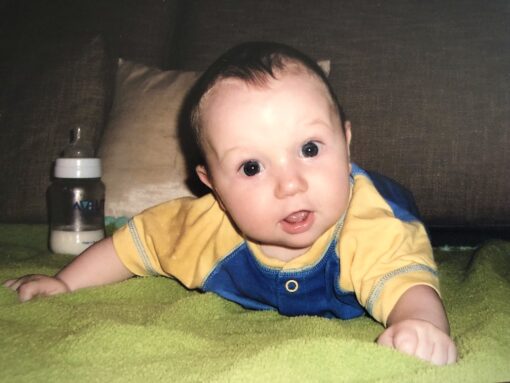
[258,243,310,262]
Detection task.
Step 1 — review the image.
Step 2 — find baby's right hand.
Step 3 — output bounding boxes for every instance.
[3,275,70,302]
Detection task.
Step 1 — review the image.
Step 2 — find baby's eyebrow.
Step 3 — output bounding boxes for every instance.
[217,145,248,164]
[301,118,334,131]
[304,118,328,126]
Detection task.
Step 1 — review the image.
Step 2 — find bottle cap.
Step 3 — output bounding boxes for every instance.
[54,158,102,178]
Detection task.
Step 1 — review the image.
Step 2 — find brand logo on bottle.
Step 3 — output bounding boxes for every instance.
[72,199,105,213]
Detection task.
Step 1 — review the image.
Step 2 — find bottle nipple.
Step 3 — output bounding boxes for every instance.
[62,127,94,158]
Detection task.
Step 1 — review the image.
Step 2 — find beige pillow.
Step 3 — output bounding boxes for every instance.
[99,59,200,217]
[317,60,330,76]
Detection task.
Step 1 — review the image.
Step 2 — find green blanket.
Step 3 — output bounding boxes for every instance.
[1,224,509,382]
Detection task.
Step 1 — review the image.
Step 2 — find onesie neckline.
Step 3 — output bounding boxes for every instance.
[246,214,345,272]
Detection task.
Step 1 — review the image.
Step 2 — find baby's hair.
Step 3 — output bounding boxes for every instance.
[186,41,346,163]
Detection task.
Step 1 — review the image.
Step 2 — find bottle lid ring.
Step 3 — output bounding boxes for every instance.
[54,158,102,178]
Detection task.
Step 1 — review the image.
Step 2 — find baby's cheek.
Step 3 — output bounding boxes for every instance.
[225,194,268,228]
[313,172,350,209]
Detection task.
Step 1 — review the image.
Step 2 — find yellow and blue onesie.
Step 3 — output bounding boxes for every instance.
[113,164,439,325]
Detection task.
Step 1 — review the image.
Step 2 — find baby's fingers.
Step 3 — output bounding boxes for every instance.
[17,279,45,302]
[422,326,457,365]
[378,325,420,357]
[431,338,458,365]
[376,326,396,348]
[378,320,458,365]
[3,278,17,289]
[394,328,422,357]
[3,275,37,290]
[428,340,457,365]
[3,275,66,302]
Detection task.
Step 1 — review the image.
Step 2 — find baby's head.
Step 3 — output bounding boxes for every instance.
[189,42,347,160]
[188,42,353,260]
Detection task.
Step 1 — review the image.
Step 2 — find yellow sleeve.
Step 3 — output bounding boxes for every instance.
[112,194,243,289]
[338,175,439,325]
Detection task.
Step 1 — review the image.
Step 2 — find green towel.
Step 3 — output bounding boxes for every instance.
[0,224,509,382]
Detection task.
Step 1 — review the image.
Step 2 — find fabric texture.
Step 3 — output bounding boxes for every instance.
[174,0,510,229]
[0,0,180,68]
[0,34,114,223]
[112,165,438,325]
[1,225,509,382]
[99,59,200,217]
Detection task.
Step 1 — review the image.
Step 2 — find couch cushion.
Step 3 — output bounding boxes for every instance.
[99,60,200,217]
[174,0,510,230]
[0,35,114,223]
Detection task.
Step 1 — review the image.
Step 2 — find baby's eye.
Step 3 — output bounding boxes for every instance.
[301,141,319,158]
[241,160,262,177]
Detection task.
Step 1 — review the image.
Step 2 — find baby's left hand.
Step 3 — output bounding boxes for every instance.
[377,319,457,365]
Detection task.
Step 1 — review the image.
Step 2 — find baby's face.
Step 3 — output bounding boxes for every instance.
[196,70,352,261]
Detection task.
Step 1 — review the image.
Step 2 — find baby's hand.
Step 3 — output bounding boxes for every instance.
[3,275,70,302]
[377,319,457,365]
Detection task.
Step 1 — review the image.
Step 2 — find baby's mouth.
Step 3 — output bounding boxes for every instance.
[280,210,314,234]
[284,211,309,223]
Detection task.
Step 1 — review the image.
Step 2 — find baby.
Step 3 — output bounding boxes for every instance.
[4,42,457,365]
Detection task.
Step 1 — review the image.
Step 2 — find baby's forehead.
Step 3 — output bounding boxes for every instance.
[200,68,341,132]
[223,62,322,89]
[205,66,332,107]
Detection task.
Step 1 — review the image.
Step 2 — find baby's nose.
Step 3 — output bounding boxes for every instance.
[274,168,308,199]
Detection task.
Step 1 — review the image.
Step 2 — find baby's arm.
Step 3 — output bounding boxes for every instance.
[3,237,134,302]
[376,284,457,365]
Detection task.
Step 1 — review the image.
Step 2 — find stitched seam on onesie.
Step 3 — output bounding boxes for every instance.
[128,219,158,276]
[366,264,438,315]
[202,242,246,289]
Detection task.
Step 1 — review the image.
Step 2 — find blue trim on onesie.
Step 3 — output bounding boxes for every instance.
[202,233,365,319]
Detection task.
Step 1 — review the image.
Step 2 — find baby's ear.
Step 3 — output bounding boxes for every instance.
[195,165,226,211]
[344,120,353,173]
[345,120,352,148]
[195,165,212,189]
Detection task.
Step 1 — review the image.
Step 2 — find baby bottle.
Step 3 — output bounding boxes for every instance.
[49,127,105,255]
